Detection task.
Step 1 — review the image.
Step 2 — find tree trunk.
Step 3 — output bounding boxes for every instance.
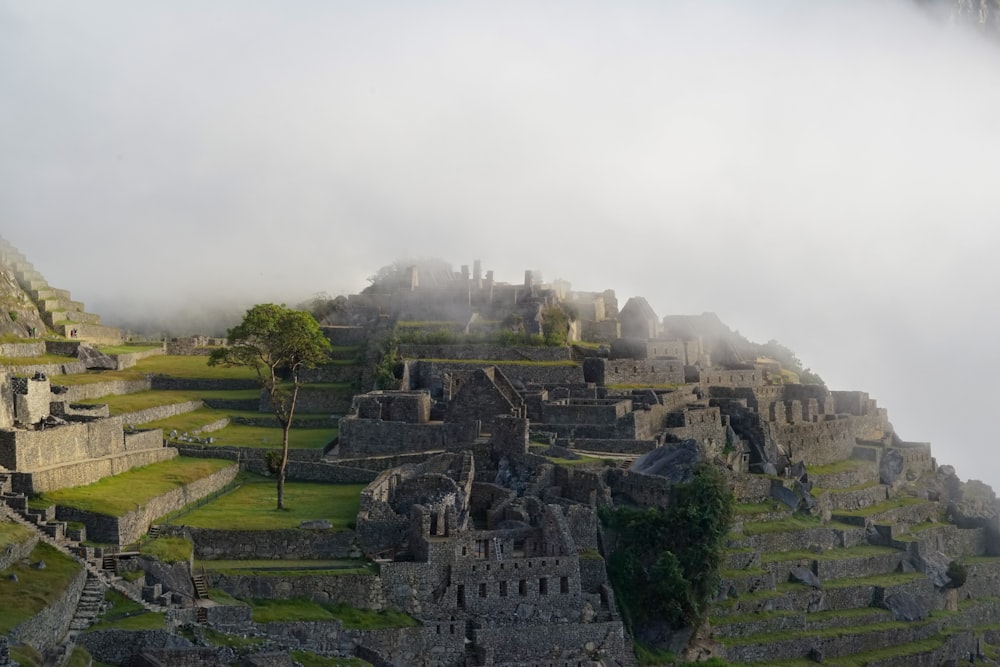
[276,384,299,511]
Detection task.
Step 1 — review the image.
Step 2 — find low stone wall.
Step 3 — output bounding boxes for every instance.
[0,530,38,570]
[0,342,45,357]
[150,377,259,391]
[827,484,889,511]
[58,378,152,402]
[8,361,88,377]
[9,565,86,652]
[472,621,633,667]
[116,400,203,426]
[163,526,358,560]
[78,629,197,664]
[113,347,165,370]
[209,571,382,608]
[569,438,658,455]
[398,344,573,362]
[13,446,177,494]
[56,463,239,545]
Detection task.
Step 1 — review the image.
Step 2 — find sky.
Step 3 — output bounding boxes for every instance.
[3,1,1000,486]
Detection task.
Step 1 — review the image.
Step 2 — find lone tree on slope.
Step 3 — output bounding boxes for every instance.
[209,303,331,510]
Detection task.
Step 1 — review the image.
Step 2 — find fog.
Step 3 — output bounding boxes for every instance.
[3,1,1000,486]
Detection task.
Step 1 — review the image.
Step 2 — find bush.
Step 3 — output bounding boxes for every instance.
[600,463,734,631]
[946,560,967,589]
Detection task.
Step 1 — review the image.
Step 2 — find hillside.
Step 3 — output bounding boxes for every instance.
[1,255,1000,666]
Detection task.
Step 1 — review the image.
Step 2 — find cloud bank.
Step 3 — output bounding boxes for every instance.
[3,0,1000,485]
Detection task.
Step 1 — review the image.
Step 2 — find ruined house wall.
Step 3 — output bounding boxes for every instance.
[0,370,11,429]
[764,418,857,467]
[542,399,631,425]
[338,418,479,458]
[700,367,765,388]
[0,419,127,470]
[398,344,572,362]
[580,318,620,343]
[583,357,685,386]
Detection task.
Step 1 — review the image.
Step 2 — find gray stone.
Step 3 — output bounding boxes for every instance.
[789,460,807,481]
[515,602,535,619]
[32,559,46,569]
[630,439,702,483]
[919,549,952,589]
[77,345,117,370]
[882,592,931,621]
[770,483,799,511]
[299,519,332,530]
[789,566,822,589]
[880,448,904,486]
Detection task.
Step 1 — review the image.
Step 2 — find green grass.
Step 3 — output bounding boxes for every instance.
[807,458,872,475]
[741,514,821,535]
[249,598,418,628]
[57,354,261,385]
[166,475,363,530]
[65,646,92,667]
[0,520,34,547]
[37,457,233,516]
[75,389,205,415]
[199,559,376,576]
[833,495,926,518]
[194,422,337,450]
[192,626,266,649]
[759,544,898,563]
[87,589,165,631]
[420,358,578,367]
[291,650,371,667]
[0,353,77,366]
[0,542,83,633]
[140,536,193,563]
[10,646,42,667]
[96,344,162,355]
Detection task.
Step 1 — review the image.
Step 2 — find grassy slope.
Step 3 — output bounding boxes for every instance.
[0,542,82,633]
[166,474,363,530]
[38,458,233,516]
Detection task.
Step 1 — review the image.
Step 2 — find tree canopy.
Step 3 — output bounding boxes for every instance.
[209,304,331,509]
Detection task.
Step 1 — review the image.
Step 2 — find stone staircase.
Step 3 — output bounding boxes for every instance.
[710,454,1000,665]
[0,235,121,344]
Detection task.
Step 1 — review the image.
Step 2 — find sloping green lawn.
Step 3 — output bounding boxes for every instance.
[0,542,82,633]
[166,475,363,529]
[37,457,233,516]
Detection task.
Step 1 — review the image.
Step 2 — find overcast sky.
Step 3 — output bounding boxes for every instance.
[3,1,1000,487]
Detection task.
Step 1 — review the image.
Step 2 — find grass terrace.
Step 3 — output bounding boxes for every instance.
[37,457,233,516]
[199,559,376,576]
[56,354,261,384]
[181,421,338,449]
[96,344,163,355]
[165,474,363,530]
[249,598,418,628]
[87,589,165,632]
[0,542,82,633]
[0,520,34,548]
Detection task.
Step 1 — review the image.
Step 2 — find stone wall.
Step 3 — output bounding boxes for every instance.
[113,347,165,370]
[13,446,177,494]
[0,529,38,571]
[583,357,685,387]
[398,344,572,362]
[8,565,86,652]
[338,418,479,458]
[116,400,203,426]
[410,360,582,390]
[0,419,128,469]
[58,378,152,402]
[0,371,10,429]
[56,463,239,545]
[209,571,382,608]
[161,526,358,560]
[259,386,353,415]
[78,630,197,665]
[0,342,45,357]
[471,620,633,667]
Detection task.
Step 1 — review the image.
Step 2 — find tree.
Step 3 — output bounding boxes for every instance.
[209,304,331,509]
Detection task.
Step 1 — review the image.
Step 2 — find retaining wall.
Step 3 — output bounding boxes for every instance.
[56,463,239,545]
[13,446,177,494]
[8,565,86,652]
[163,526,358,560]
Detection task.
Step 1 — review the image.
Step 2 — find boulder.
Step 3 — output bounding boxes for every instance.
[770,483,799,511]
[631,440,701,483]
[789,566,822,589]
[879,448,904,486]
[77,345,117,370]
[882,591,931,621]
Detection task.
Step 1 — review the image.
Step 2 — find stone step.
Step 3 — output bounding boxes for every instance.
[825,483,889,512]
[808,459,880,490]
[29,287,70,301]
[38,297,86,314]
[39,521,66,540]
